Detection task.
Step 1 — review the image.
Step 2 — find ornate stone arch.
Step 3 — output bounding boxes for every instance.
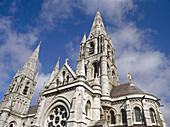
[44,96,71,127]
[120,108,127,125]
[131,104,142,124]
[85,100,91,118]
[108,108,117,125]
[148,104,157,125]
[91,60,99,78]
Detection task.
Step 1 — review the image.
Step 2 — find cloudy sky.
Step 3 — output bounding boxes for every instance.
[0,0,170,126]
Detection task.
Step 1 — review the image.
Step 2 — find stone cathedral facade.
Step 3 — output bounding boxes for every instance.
[0,9,167,127]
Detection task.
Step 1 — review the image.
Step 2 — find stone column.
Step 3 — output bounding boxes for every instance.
[67,87,87,127]
[126,100,133,126]
[94,39,98,54]
[142,99,152,126]
[92,95,101,121]
[101,55,109,96]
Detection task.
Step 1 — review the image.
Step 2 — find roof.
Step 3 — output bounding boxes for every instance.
[27,105,38,114]
[110,82,144,98]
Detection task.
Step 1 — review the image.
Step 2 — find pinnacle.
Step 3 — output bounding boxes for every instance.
[88,8,107,38]
[80,32,86,44]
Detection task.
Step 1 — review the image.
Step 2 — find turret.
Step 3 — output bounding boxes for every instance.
[76,59,86,81]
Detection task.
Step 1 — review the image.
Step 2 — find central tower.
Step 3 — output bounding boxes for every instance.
[77,9,119,96]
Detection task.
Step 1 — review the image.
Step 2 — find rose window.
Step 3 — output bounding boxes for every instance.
[47,105,68,127]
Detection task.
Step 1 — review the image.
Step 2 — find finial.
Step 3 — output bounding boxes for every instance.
[65,58,69,63]
[127,73,132,83]
[97,8,99,12]
[39,41,42,45]
[84,32,86,35]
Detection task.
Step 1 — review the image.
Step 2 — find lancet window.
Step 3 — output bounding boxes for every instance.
[66,75,69,84]
[89,42,94,55]
[92,62,98,78]
[134,107,141,122]
[85,100,91,117]
[110,110,116,124]
[149,108,156,123]
[121,109,127,125]
[62,71,65,84]
[23,86,29,95]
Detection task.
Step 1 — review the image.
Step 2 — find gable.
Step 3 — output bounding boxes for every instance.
[48,63,76,89]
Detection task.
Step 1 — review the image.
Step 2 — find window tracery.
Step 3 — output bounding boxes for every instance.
[47,105,68,127]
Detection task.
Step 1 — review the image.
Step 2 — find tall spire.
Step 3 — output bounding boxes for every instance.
[88,8,107,38]
[47,57,60,86]
[20,41,41,80]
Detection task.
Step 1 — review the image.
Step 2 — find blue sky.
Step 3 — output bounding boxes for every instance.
[0,0,170,126]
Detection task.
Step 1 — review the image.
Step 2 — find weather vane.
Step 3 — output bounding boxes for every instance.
[65,58,69,63]
[127,73,132,83]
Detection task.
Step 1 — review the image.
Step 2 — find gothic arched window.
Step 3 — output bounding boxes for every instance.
[85,100,91,117]
[62,71,65,84]
[47,105,68,127]
[134,107,141,122]
[121,109,127,125]
[85,65,87,76]
[23,86,29,95]
[92,62,98,78]
[107,45,110,56]
[56,79,59,86]
[89,42,94,55]
[66,75,69,84]
[110,110,116,124]
[149,108,156,123]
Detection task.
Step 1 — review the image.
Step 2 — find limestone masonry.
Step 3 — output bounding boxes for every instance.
[0,9,167,127]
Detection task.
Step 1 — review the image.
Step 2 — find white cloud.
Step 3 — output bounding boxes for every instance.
[39,0,74,29]
[0,16,39,92]
[39,0,135,30]
[78,0,135,26]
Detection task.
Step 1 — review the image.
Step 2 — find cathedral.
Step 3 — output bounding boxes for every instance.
[0,9,167,127]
